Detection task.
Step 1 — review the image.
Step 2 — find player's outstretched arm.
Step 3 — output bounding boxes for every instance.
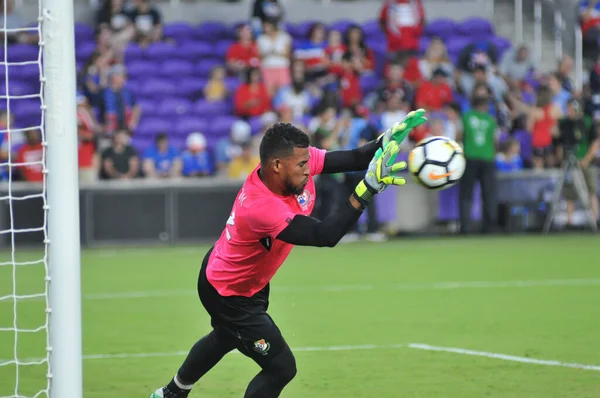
[321,109,427,175]
[277,142,407,248]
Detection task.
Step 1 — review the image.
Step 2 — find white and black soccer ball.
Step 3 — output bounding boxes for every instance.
[408,136,466,190]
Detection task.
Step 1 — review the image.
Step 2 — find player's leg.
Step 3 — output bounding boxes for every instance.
[234,313,297,398]
[459,158,478,234]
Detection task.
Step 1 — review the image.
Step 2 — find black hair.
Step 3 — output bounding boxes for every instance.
[308,22,326,42]
[245,67,260,84]
[259,123,309,165]
[341,50,353,62]
[155,132,168,142]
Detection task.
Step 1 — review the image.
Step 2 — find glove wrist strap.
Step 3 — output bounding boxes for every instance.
[353,180,377,207]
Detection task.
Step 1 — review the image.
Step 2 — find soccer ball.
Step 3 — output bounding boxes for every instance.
[408,136,466,190]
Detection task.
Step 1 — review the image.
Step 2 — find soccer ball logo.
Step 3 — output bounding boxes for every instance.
[408,136,466,190]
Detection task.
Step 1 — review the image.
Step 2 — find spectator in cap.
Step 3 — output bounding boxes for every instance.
[102,64,141,135]
[214,120,252,172]
[181,132,213,178]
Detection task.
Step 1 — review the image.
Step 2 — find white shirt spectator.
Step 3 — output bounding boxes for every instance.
[257,31,291,68]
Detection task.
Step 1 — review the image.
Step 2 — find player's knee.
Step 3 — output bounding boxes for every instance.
[269,349,297,384]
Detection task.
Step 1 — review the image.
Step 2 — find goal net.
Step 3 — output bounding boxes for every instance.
[0,0,82,397]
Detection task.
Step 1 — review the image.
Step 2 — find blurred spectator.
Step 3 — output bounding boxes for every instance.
[589,54,600,120]
[226,24,261,76]
[251,0,284,35]
[528,86,561,169]
[234,67,272,118]
[344,25,375,73]
[95,0,135,54]
[419,38,454,83]
[581,0,600,58]
[126,0,162,47]
[215,120,252,172]
[0,0,38,44]
[379,0,425,56]
[495,138,523,172]
[78,51,111,107]
[326,30,346,67]
[415,68,453,112]
[204,66,228,102]
[559,99,599,225]
[457,40,498,74]
[257,20,292,95]
[143,133,182,178]
[373,60,413,112]
[227,141,260,179]
[103,64,141,134]
[77,94,101,183]
[499,45,534,86]
[458,92,499,234]
[379,92,410,150]
[428,117,446,137]
[443,102,462,141]
[16,130,44,183]
[181,132,213,177]
[100,129,140,180]
[294,23,329,82]
[460,64,507,105]
[548,72,572,115]
[273,61,314,120]
[77,93,102,139]
[330,51,363,109]
[557,55,574,93]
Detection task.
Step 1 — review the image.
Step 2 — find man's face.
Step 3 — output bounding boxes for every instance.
[275,147,310,196]
[110,73,126,89]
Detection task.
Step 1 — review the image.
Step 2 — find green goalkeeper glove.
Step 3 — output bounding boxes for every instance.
[378,108,428,149]
[353,141,407,207]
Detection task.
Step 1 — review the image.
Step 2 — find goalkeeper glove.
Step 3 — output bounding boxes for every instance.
[377,108,428,149]
[353,141,407,207]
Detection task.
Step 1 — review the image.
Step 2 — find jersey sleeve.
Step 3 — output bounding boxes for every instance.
[308,146,326,176]
[246,198,295,238]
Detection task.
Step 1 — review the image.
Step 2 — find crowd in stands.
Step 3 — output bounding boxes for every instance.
[0,0,599,228]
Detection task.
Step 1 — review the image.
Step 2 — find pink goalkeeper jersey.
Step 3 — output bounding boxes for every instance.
[206,146,326,297]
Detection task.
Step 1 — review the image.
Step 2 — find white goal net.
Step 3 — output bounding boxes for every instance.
[0,0,81,397]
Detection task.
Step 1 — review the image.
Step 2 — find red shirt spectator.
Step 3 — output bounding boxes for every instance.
[415,69,453,111]
[403,56,423,85]
[78,141,96,169]
[330,54,363,108]
[326,30,347,66]
[226,24,260,74]
[234,67,272,117]
[17,130,44,182]
[379,0,425,53]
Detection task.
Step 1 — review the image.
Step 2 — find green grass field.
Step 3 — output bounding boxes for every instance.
[1,236,600,398]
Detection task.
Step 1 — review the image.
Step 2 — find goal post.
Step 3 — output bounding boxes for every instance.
[43,0,83,396]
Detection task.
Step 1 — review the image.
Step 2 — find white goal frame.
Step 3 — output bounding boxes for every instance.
[43,0,82,397]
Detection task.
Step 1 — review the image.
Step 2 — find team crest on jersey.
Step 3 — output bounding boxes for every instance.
[296,190,312,210]
[253,339,270,355]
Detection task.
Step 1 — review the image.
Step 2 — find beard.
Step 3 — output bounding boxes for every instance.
[283,176,305,196]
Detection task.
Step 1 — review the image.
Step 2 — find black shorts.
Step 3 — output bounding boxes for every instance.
[197,247,289,363]
[532,145,553,158]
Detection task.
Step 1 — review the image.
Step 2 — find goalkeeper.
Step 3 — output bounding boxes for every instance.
[150,110,427,398]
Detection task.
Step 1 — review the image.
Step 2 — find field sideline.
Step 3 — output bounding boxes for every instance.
[1,235,599,397]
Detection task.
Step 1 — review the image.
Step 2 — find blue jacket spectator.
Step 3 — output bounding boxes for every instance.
[143,133,182,178]
[495,138,523,172]
[181,132,213,177]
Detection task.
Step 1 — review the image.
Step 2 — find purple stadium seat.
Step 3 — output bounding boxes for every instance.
[489,35,512,56]
[513,130,532,161]
[457,18,495,38]
[8,63,40,80]
[175,116,209,136]
[136,117,172,136]
[136,99,158,114]
[419,36,431,55]
[423,18,458,38]
[224,77,241,93]
[193,99,232,117]
[138,79,178,98]
[360,74,379,95]
[445,36,473,55]
[159,60,194,78]
[157,97,192,116]
[195,60,223,78]
[293,21,317,40]
[5,44,39,63]
[248,116,263,135]
[361,19,381,37]
[163,22,195,41]
[75,42,96,62]
[124,43,145,62]
[214,40,235,59]
[0,81,35,96]
[365,38,387,55]
[146,42,177,60]
[175,41,214,60]
[126,60,157,79]
[131,136,154,154]
[175,78,207,100]
[75,22,95,41]
[328,19,355,35]
[170,135,187,151]
[14,100,41,120]
[196,21,230,41]
[207,116,237,137]
[126,79,141,96]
